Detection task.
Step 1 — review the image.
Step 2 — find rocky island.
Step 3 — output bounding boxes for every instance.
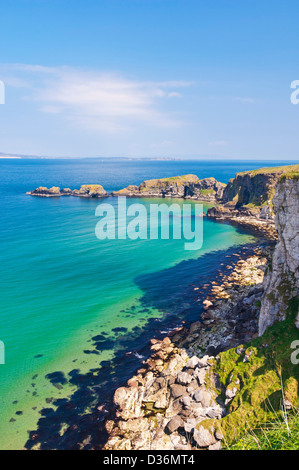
[28,175,226,202]
[28,165,299,240]
[27,184,108,198]
[111,174,226,202]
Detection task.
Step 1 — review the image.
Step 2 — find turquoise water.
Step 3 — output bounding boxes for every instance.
[0,158,294,449]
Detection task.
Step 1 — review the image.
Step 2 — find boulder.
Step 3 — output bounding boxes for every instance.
[177,371,193,385]
[170,384,187,399]
[186,356,201,369]
[184,418,197,433]
[194,425,217,447]
[208,441,222,450]
[225,387,237,404]
[193,389,214,407]
[166,416,184,434]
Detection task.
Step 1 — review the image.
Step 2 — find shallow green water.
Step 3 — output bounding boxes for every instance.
[1,158,281,448]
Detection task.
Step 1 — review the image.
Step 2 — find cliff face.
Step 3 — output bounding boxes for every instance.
[184,177,226,202]
[207,165,299,239]
[259,177,299,334]
[112,175,225,202]
[222,171,278,209]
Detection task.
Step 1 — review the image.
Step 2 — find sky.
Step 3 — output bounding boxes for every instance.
[0,0,299,160]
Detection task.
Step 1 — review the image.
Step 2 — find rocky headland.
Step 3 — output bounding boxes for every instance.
[206,165,299,240]
[111,175,226,202]
[28,165,299,241]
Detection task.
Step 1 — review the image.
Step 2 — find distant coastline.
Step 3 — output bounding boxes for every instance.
[0,156,21,159]
[1,151,299,162]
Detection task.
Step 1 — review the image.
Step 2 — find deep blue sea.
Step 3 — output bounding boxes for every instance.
[0,158,295,449]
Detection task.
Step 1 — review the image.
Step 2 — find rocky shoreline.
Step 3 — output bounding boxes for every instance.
[23,240,267,451]
[102,171,299,451]
[29,167,296,240]
[207,207,277,241]
[25,164,298,450]
[103,242,273,450]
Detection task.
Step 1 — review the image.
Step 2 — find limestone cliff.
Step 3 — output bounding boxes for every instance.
[111,175,225,202]
[207,165,299,239]
[259,176,299,334]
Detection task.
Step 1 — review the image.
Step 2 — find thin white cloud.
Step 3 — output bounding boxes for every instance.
[0,64,192,133]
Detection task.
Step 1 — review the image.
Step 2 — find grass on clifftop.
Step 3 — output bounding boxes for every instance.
[237,164,299,177]
[139,174,199,189]
[204,296,299,448]
[228,411,299,450]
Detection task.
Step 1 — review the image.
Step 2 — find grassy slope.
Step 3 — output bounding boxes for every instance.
[140,174,199,187]
[199,297,299,448]
[237,164,299,177]
[228,412,299,450]
[223,164,299,208]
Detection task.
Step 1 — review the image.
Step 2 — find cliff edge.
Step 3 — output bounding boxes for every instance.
[207,164,299,239]
[259,175,299,334]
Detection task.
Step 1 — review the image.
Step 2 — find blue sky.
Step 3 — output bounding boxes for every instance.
[0,0,298,159]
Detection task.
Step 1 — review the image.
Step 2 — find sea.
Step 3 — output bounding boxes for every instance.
[0,157,295,449]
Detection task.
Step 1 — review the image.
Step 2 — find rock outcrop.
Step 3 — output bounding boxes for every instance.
[207,204,277,239]
[259,176,299,334]
[27,184,108,198]
[111,175,226,202]
[207,165,299,240]
[103,244,269,451]
[104,338,225,451]
[179,246,269,356]
[103,167,299,450]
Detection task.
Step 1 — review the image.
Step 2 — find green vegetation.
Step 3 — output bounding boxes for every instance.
[201,296,299,447]
[228,412,299,450]
[80,184,105,192]
[237,164,299,177]
[138,174,199,192]
[141,174,199,187]
[198,189,215,195]
[224,165,299,208]
[280,171,299,182]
